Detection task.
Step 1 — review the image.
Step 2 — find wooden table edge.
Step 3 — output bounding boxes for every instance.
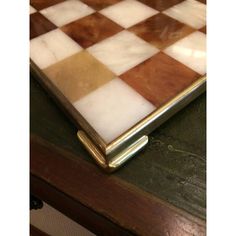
[30,134,206,236]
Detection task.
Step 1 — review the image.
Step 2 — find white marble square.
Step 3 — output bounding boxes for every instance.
[30,29,82,69]
[87,30,159,75]
[30,5,36,14]
[164,0,206,29]
[73,78,156,143]
[100,0,158,28]
[40,0,95,27]
[164,31,206,75]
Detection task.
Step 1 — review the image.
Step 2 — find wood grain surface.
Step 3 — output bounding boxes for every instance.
[30,225,50,236]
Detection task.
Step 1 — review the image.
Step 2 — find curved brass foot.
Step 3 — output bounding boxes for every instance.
[77,130,148,172]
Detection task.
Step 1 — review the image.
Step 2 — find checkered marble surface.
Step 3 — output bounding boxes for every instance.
[30,0,206,143]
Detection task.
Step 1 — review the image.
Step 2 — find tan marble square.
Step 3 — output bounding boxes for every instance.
[43,51,115,102]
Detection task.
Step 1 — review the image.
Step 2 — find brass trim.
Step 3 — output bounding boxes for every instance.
[77,131,148,172]
[106,75,206,154]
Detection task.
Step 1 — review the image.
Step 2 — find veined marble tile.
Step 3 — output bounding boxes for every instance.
[100,0,158,28]
[121,52,200,108]
[164,31,206,75]
[129,13,195,50]
[80,0,122,11]
[138,0,185,11]
[87,30,159,75]
[30,0,65,10]
[164,0,206,29]
[73,78,156,143]
[30,5,37,14]
[30,29,82,69]
[30,12,57,39]
[40,0,95,27]
[61,12,123,48]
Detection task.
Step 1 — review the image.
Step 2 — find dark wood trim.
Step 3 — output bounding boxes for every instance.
[30,135,206,236]
[30,225,50,236]
[31,175,133,236]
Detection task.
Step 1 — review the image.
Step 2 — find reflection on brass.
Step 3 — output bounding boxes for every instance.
[77,131,148,172]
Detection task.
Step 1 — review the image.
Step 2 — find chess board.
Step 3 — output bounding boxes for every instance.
[30,0,206,171]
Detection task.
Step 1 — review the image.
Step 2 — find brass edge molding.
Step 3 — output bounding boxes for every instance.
[105,75,206,154]
[77,131,148,172]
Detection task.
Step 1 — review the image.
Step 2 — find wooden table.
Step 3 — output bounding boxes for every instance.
[30,75,206,236]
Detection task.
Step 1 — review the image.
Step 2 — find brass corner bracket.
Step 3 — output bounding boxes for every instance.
[77,130,148,172]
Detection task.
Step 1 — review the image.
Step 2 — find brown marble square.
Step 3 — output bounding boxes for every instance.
[137,0,185,11]
[129,13,195,50]
[43,51,115,103]
[30,12,57,39]
[80,0,122,10]
[61,12,123,48]
[200,26,207,34]
[120,52,200,108]
[30,0,66,10]
[197,0,206,4]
